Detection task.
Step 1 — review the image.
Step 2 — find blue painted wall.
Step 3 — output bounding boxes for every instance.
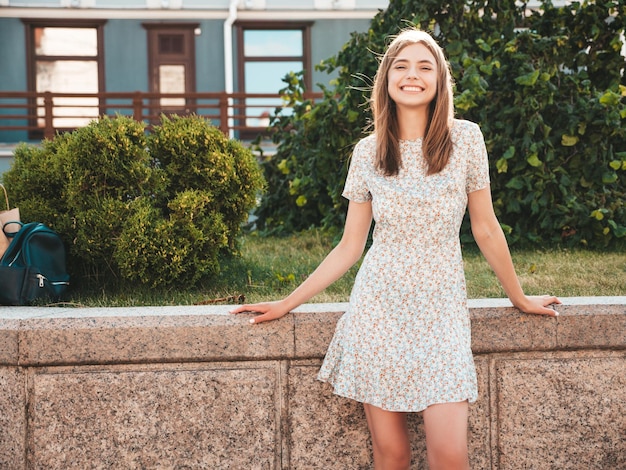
[311,18,371,89]
[0,18,30,145]
[195,20,227,92]
[0,18,27,91]
[104,20,150,92]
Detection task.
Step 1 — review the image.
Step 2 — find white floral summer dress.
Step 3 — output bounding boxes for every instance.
[317,119,490,412]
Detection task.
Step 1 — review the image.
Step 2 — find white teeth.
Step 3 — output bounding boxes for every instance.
[402,86,423,92]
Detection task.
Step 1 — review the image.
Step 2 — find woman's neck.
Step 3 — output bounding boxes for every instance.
[396,106,428,140]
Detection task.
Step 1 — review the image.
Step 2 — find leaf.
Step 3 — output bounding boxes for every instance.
[277,159,290,175]
[579,176,593,188]
[609,160,622,170]
[526,154,542,167]
[608,220,626,238]
[503,146,516,160]
[599,90,620,107]
[590,210,604,221]
[602,172,618,184]
[476,39,492,52]
[505,176,525,190]
[347,110,360,122]
[515,69,540,86]
[447,40,464,56]
[496,158,508,173]
[561,134,579,146]
[479,63,494,75]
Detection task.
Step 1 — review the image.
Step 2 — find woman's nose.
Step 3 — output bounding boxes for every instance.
[406,66,418,79]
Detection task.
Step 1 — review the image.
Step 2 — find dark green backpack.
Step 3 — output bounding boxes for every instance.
[0,222,70,306]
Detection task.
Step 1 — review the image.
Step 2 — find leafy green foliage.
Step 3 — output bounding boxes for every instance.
[254,75,364,233]
[256,0,626,248]
[114,192,228,287]
[148,115,264,251]
[2,115,265,287]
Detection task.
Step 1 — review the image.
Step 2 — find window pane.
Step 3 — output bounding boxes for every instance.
[35,27,98,57]
[243,30,303,57]
[158,34,185,55]
[244,61,301,125]
[36,60,99,93]
[159,65,186,107]
[35,60,99,128]
[244,61,303,93]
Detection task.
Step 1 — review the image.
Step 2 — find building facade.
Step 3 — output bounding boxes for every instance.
[0,0,389,171]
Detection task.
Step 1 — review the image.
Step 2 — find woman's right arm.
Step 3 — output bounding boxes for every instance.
[230,199,373,324]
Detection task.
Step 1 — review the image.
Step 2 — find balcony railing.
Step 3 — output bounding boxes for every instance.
[0,91,323,142]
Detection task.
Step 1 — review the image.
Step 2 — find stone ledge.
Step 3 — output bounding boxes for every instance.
[1,297,625,469]
[0,297,624,366]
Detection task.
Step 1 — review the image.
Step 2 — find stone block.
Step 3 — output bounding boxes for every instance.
[556,304,626,349]
[27,361,283,469]
[494,351,626,469]
[18,308,293,366]
[0,366,25,470]
[287,359,373,469]
[469,356,491,470]
[0,318,19,364]
[470,306,558,353]
[293,306,344,358]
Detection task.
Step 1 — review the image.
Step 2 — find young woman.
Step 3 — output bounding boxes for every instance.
[231,29,560,470]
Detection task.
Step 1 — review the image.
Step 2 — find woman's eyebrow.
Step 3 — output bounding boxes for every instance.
[392,57,434,65]
[391,57,435,65]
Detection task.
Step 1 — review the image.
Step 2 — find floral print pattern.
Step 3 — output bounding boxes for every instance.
[318,119,490,412]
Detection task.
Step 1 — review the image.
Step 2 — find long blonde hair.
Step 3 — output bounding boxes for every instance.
[371,29,454,176]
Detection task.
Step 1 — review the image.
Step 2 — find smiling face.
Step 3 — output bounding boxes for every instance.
[387,42,438,112]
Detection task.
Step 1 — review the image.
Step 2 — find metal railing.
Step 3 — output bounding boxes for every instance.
[0,90,323,141]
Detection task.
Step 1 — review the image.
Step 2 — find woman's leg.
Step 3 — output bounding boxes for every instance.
[422,401,470,470]
[363,403,411,470]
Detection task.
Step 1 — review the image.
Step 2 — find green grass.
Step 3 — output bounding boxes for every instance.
[68,230,625,307]
[463,247,626,299]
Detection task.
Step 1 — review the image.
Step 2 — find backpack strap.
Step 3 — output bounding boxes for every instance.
[0,222,39,266]
[2,220,22,238]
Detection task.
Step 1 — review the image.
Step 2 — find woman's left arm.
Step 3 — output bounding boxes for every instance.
[467,186,561,316]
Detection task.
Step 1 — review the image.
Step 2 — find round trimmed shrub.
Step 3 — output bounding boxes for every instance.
[2,114,265,288]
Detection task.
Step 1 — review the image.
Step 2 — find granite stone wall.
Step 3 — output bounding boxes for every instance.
[0,297,624,469]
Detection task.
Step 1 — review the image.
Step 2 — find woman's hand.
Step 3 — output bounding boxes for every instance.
[229,300,291,324]
[515,295,562,317]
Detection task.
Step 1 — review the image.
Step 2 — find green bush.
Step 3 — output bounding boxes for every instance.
[255,0,626,248]
[2,114,264,287]
[149,115,263,250]
[253,75,363,234]
[114,193,228,287]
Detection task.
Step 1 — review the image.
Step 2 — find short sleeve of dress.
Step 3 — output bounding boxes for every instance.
[465,123,491,194]
[342,139,373,202]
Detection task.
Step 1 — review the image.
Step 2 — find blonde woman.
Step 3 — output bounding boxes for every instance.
[231,29,560,470]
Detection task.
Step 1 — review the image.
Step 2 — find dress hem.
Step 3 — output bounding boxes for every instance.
[317,376,478,413]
